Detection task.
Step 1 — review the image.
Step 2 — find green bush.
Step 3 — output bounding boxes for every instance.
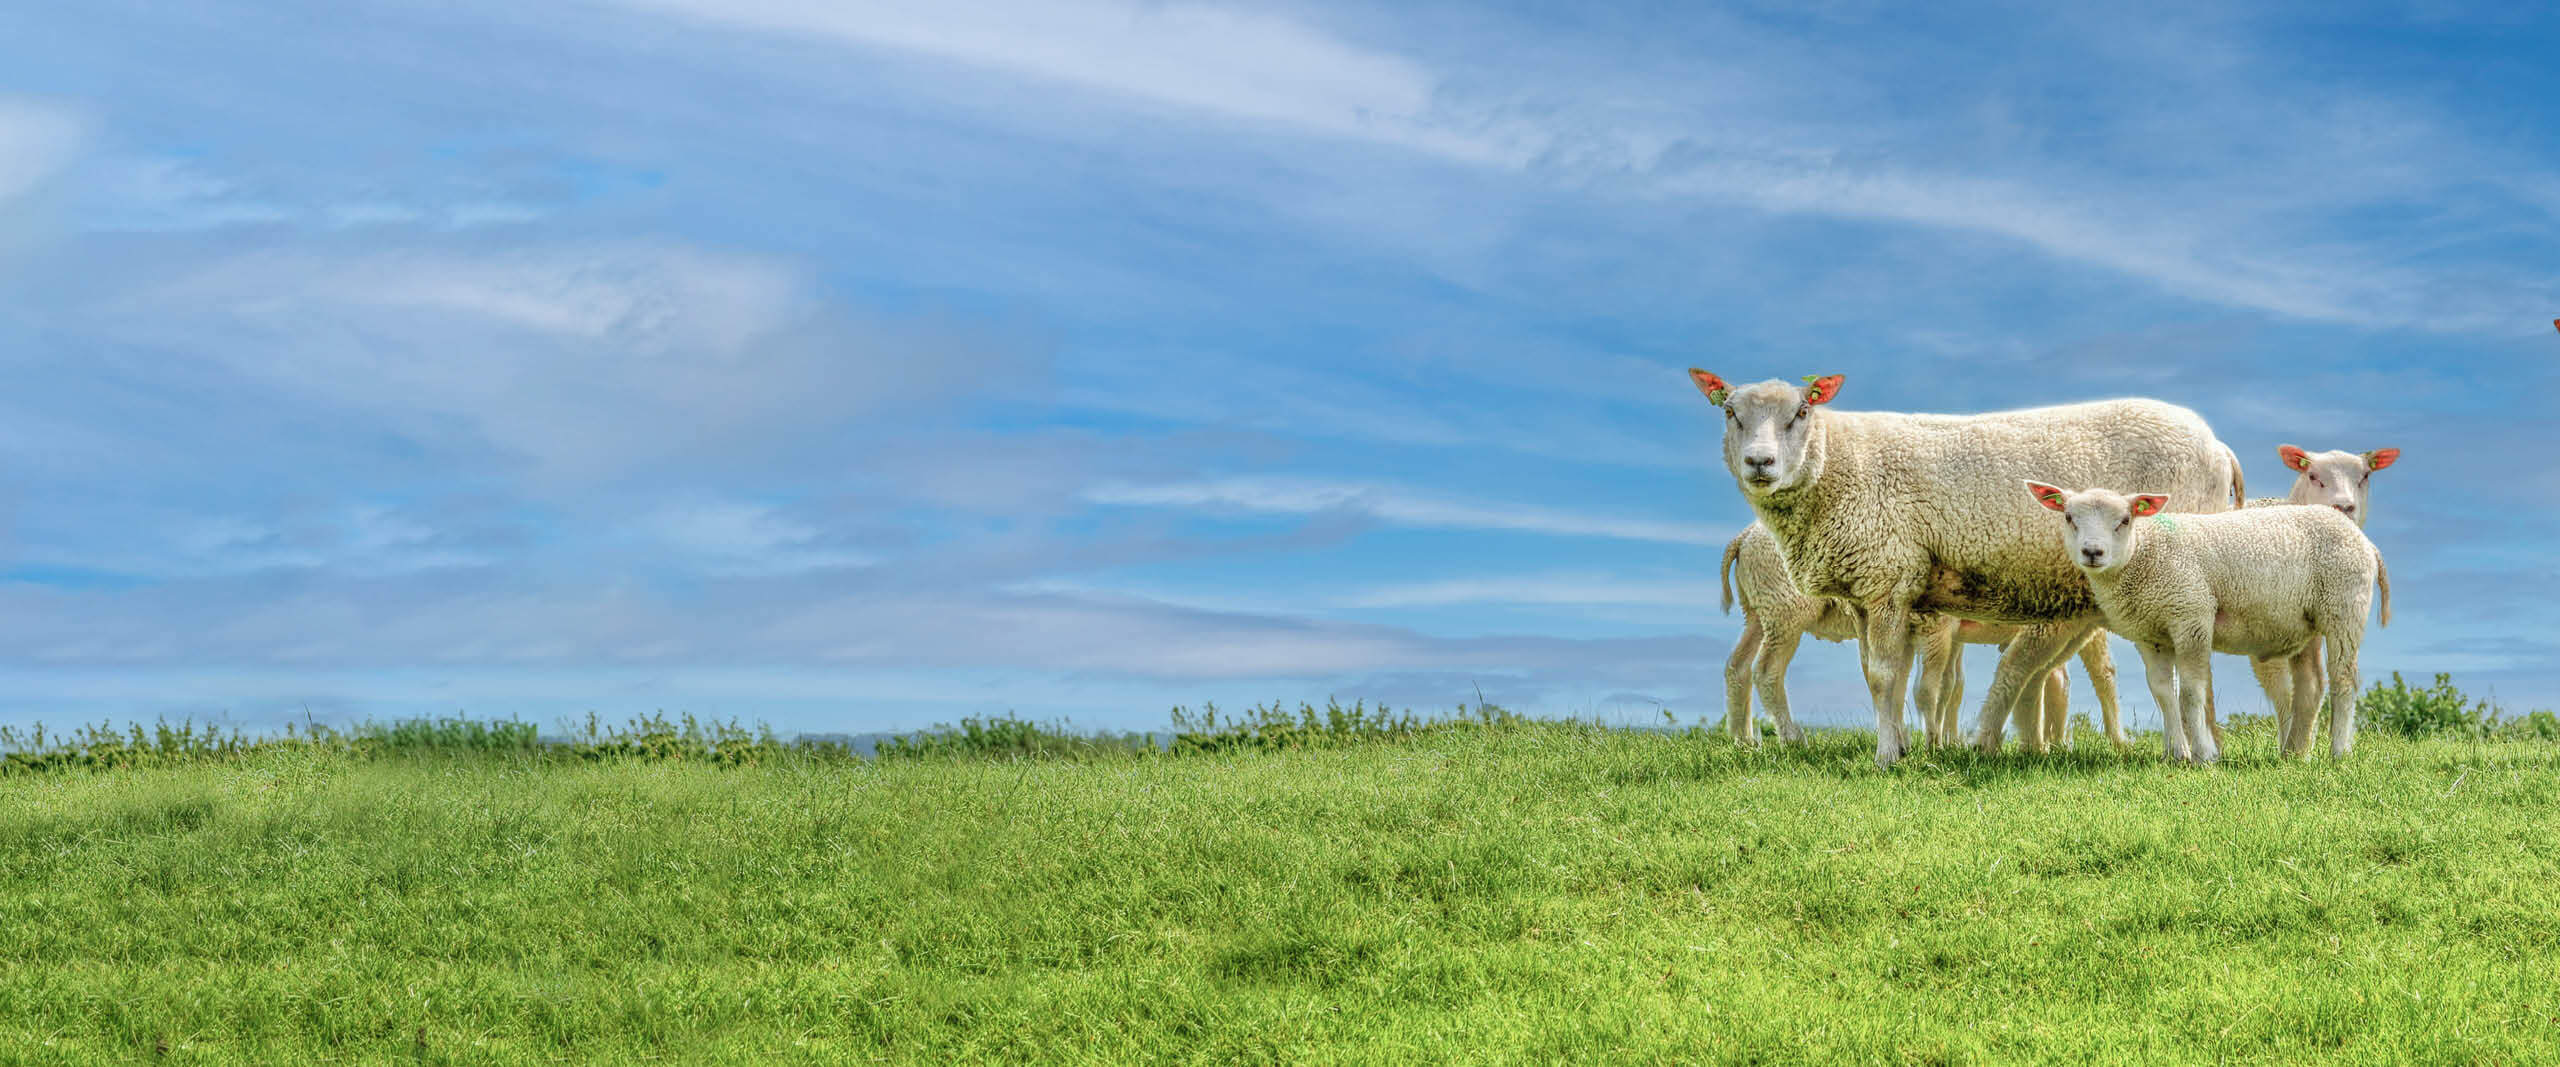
[2355,672,2556,741]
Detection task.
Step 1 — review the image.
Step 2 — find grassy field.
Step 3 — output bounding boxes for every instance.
[4,718,2559,1063]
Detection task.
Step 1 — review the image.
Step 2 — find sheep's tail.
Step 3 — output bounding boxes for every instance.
[2374,547,2392,628]
[1720,532,1744,615]
[2223,443,2246,509]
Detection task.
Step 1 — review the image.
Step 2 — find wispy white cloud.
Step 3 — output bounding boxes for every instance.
[603,1,2555,333]
[1351,573,1722,609]
[644,500,874,575]
[0,98,81,204]
[77,241,1027,480]
[609,0,1527,164]
[1086,477,1717,545]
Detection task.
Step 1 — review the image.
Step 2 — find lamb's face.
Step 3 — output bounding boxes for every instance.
[2026,482,2166,573]
[1688,371,1842,497]
[2279,445,2397,526]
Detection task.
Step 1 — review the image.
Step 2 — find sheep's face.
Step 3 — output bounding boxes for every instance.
[1689,371,1842,496]
[2280,445,2397,527]
[2026,482,2166,573]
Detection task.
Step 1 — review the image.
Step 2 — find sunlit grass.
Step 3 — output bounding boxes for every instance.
[1,719,2553,1062]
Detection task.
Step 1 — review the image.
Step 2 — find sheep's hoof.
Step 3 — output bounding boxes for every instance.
[1778,723,1805,744]
[1874,735,1905,769]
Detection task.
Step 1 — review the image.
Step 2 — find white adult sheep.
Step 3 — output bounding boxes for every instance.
[2025,482,2390,760]
[1720,523,2123,750]
[1689,370,2242,767]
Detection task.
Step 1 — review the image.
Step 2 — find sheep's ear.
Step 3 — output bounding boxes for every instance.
[2129,494,2169,517]
[2278,444,2311,472]
[2363,447,2400,472]
[1689,368,1730,406]
[2024,480,2069,512]
[1802,374,1844,405]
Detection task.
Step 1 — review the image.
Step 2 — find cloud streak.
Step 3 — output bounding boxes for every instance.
[1087,477,1719,546]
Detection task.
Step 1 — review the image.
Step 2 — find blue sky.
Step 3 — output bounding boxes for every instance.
[1,0,2554,735]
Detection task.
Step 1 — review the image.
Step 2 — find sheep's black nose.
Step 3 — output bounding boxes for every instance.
[2081,546,2104,564]
[1743,455,1774,472]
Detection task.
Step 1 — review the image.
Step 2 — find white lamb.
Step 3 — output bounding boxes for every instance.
[1720,523,2123,750]
[2176,444,2402,749]
[1689,370,2241,767]
[2025,482,2390,761]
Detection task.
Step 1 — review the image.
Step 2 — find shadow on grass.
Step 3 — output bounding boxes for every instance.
[1616,716,2355,789]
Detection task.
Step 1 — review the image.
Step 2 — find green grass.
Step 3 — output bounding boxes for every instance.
[4,720,2559,1063]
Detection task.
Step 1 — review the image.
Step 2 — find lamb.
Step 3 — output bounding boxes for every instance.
[2025,482,2389,760]
[1689,370,2241,767]
[2225,444,2401,747]
[1720,522,2123,750]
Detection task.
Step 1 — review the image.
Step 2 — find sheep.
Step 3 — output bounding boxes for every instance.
[2025,482,2389,760]
[2222,444,2401,748]
[1721,522,2123,750]
[1689,370,2241,767]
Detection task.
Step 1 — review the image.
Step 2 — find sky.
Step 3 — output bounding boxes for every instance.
[0,0,2555,737]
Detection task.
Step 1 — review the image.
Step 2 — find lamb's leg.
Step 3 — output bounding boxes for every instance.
[2301,642,2328,741]
[2284,650,2322,759]
[2177,632,2219,764]
[1971,622,2094,754]
[2043,666,2072,750]
[2250,656,2296,756]
[2203,674,2223,749]
[1725,616,1764,744]
[2075,634,2124,747]
[1754,628,1808,745]
[2139,643,2190,762]
[2326,631,2363,759]
[1859,604,1919,767]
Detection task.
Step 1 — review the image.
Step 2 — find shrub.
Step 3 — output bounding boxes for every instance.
[2356,672,2507,740]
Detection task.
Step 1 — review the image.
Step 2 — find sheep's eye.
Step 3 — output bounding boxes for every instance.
[2308,474,2323,486]
[1724,408,1738,423]
[2118,517,2131,530]
[1795,404,1810,421]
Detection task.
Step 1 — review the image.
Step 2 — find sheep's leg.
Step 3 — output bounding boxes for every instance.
[2078,634,2125,747]
[1859,604,1919,767]
[2176,632,2219,764]
[1912,619,1954,748]
[2009,669,2053,754]
[2139,643,2190,762]
[1753,628,1808,745]
[1970,622,2094,753]
[2044,666,2072,750]
[1724,616,1764,744]
[2284,650,2322,759]
[1938,642,1967,750]
[2250,656,2296,756]
[2326,631,2363,759]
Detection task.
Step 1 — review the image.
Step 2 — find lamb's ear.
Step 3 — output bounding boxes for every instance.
[2278,444,2311,472]
[2024,480,2069,512]
[1689,368,1731,406]
[2129,494,2169,517]
[2363,447,2400,472]
[1802,374,1844,405]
